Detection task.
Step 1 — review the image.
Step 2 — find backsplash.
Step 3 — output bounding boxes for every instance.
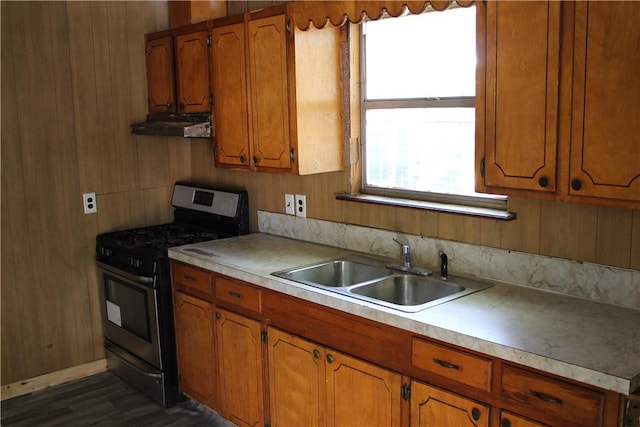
[258,210,640,310]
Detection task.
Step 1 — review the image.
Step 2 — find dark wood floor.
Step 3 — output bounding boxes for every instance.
[1,371,235,426]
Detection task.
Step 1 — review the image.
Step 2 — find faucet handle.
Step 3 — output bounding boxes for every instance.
[393,238,407,247]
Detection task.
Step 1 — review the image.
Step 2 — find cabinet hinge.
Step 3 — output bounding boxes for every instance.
[207,34,212,46]
[480,157,485,178]
[401,383,411,401]
[261,330,268,344]
[290,148,295,163]
[209,94,213,105]
[213,143,218,156]
[285,19,291,33]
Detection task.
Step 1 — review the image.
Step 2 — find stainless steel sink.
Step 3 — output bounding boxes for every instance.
[350,275,464,306]
[272,257,492,313]
[272,259,392,287]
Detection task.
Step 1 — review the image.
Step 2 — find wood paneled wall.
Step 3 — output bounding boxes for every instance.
[0,1,192,385]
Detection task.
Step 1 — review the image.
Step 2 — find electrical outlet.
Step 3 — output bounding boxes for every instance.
[83,192,97,214]
[295,194,306,218]
[285,193,295,215]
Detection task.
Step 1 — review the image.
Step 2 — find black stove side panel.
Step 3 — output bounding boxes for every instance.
[154,258,181,406]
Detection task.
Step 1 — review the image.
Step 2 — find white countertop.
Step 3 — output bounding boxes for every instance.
[169,233,640,395]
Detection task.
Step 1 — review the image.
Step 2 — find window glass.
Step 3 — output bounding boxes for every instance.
[362,5,502,206]
[365,7,476,99]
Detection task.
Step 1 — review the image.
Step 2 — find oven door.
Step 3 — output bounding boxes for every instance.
[96,262,162,369]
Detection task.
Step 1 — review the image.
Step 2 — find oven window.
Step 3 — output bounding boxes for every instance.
[104,277,151,341]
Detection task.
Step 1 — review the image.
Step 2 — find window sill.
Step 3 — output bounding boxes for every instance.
[336,193,517,221]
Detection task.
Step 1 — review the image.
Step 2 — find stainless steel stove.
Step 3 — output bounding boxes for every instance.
[95,183,249,406]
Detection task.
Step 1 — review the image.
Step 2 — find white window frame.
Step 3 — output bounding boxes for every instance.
[359,8,508,213]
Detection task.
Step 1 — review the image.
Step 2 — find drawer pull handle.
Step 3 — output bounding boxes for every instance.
[183,275,196,281]
[433,358,459,370]
[228,291,243,299]
[529,390,563,405]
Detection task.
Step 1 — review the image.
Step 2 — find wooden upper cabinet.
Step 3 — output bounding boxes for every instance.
[210,6,343,175]
[568,1,640,204]
[174,29,211,113]
[247,14,293,171]
[211,23,250,168]
[480,0,561,194]
[478,0,640,208]
[145,35,175,113]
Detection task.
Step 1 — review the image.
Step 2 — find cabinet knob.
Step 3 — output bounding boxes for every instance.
[313,349,320,359]
[215,312,221,319]
[471,408,481,421]
[501,419,511,427]
[326,354,334,364]
[538,176,549,188]
[253,156,259,165]
[166,102,172,109]
[571,179,582,191]
[240,155,246,164]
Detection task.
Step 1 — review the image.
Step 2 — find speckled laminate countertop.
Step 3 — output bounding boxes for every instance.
[168,233,640,395]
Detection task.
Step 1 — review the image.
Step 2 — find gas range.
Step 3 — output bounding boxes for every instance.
[96,184,249,277]
[95,183,249,406]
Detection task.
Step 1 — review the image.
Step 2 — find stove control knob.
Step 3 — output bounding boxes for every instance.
[127,256,142,268]
[101,247,113,257]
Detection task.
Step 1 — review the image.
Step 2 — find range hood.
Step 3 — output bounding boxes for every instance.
[130,112,212,138]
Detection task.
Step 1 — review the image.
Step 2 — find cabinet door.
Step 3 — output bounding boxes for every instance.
[175,30,210,113]
[481,1,561,193]
[173,291,218,410]
[410,381,489,427]
[247,14,293,171]
[215,308,264,427]
[569,1,640,202]
[211,24,250,168]
[145,36,175,113]
[500,411,549,427]
[267,327,324,427]
[325,350,402,427]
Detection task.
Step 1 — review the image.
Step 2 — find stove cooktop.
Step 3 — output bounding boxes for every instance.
[103,223,219,252]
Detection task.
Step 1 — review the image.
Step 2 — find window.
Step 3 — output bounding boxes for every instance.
[361,5,506,211]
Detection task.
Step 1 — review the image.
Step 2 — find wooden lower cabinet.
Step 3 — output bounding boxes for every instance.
[173,291,218,410]
[267,327,402,427]
[500,410,549,427]
[216,308,264,427]
[410,381,489,427]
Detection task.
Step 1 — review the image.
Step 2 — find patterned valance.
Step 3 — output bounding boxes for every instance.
[290,1,475,30]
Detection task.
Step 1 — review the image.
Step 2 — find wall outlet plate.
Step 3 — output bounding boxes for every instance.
[83,192,97,214]
[285,193,295,215]
[295,194,306,218]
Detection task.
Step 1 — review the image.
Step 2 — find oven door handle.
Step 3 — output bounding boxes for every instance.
[96,262,154,285]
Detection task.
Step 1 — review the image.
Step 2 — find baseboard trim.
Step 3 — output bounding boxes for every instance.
[1,359,107,401]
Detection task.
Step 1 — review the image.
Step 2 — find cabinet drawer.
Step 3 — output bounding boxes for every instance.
[216,277,261,313]
[412,338,492,392]
[500,365,604,427]
[172,262,213,295]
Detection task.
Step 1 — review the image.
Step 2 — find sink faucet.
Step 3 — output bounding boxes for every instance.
[387,238,432,276]
[394,238,412,268]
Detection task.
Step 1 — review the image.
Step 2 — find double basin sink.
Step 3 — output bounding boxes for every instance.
[272,257,492,313]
